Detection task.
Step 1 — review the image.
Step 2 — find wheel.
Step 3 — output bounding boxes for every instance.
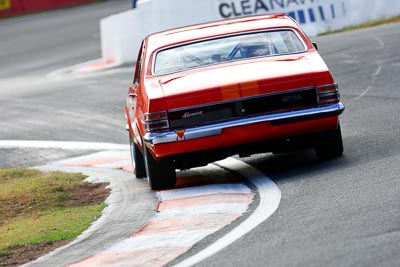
[314,123,344,160]
[143,143,176,190]
[129,133,146,178]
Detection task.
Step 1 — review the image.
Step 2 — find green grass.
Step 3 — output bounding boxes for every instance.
[320,15,400,35]
[0,168,107,257]
[0,168,86,223]
[0,204,105,251]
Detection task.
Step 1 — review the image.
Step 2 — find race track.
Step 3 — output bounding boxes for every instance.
[196,24,400,267]
[1,2,400,266]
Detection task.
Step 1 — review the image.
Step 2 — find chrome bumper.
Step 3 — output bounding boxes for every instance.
[143,102,345,145]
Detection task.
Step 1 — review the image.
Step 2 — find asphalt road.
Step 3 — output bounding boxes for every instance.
[196,24,400,267]
[1,3,400,267]
[0,0,131,143]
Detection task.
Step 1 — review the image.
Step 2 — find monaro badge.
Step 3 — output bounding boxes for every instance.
[182,111,203,119]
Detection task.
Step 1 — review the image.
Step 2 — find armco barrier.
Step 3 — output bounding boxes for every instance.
[0,0,96,18]
[100,0,400,66]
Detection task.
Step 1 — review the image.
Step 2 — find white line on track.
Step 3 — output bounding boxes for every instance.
[173,157,282,267]
[0,140,129,151]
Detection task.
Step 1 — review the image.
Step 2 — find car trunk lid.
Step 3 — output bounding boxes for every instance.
[160,55,317,108]
[158,55,322,129]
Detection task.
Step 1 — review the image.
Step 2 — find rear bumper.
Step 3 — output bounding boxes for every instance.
[143,102,344,146]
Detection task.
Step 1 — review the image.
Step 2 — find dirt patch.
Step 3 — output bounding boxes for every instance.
[0,240,70,267]
[0,183,110,267]
[62,182,111,207]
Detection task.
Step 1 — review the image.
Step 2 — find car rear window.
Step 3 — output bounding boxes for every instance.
[154,29,306,75]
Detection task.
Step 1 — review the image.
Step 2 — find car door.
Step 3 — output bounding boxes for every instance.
[127,41,145,145]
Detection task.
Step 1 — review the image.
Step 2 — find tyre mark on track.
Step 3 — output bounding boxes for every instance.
[351,36,384,104]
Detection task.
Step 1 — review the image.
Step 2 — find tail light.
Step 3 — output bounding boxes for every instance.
[144,111,169,132]
[317,84,340,105]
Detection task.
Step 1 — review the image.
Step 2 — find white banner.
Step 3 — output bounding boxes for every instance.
[215,0,345,20]
[215,0,348,36]
[100,0,400,64]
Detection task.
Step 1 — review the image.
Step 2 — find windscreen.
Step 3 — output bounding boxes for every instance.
[154,29,306,75]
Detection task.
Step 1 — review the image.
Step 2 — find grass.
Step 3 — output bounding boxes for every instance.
[320,15,400,35]
[0,205,105,252]
[0,168,107,258]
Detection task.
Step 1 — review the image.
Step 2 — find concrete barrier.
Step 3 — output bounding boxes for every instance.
[100,0,216,64]
[100,0,400,65]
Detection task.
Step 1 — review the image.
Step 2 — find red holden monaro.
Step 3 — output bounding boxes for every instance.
[125,14,344,190]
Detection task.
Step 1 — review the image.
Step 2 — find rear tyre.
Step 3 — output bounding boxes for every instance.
[314,123,344,160]
[129,134,146,178]
[143,143,176,190]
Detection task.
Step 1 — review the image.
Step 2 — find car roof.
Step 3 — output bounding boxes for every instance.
[146,14,300,52]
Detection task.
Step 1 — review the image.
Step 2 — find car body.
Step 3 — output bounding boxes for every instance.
[125,14,344,190]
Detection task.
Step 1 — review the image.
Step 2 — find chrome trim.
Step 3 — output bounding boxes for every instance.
[143,102,345,145]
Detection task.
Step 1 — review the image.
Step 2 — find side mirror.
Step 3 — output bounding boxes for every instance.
[312,42,318,51]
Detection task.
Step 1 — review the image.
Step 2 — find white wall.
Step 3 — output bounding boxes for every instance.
[100,0,400,64]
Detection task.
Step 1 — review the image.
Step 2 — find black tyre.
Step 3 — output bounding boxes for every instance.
[129,133,146,178]
[314,123,344,160]
[143,143,176,190]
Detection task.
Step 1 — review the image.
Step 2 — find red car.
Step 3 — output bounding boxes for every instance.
[125,14,344,190]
